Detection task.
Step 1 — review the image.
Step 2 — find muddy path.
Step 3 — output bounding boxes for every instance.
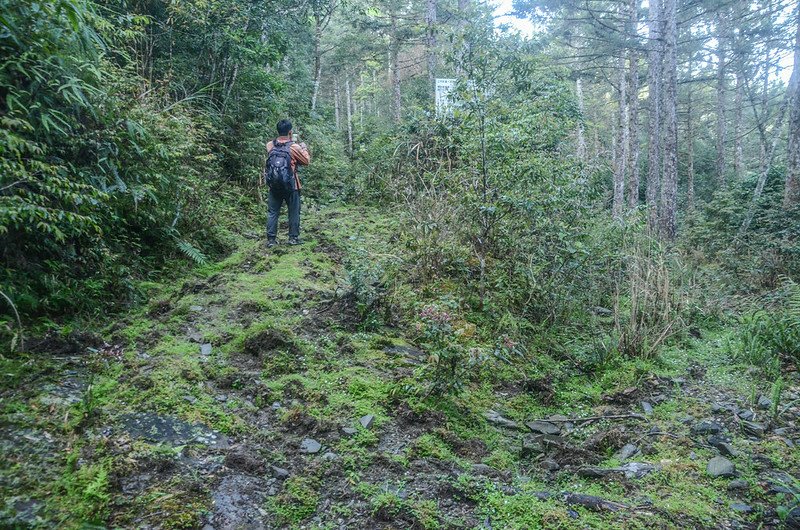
[1,205,799,529]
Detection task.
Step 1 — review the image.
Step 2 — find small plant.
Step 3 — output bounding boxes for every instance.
[771,376,784,419]
[414,305,477,395]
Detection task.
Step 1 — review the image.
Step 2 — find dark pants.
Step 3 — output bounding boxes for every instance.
[267,189,301,240]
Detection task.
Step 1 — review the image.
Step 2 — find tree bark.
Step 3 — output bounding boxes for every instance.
[345,76,353,155]
[426,0,438,98]
[576,78,587,164]
[334,76,340,130]
[785,6,800,208]
[659,0,678,239]
[390,12,401,124]
[626,0,640,209]
[646,0,663,232]
[715,16,728,187]
[311,14,323,112]
[686,76,695,212]
[733,70,744,181]
[613,55,628,220]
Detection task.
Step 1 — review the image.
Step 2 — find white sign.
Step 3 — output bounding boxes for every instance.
[435,78,457,116]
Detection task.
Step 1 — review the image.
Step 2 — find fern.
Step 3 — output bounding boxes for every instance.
[176,239,208,265]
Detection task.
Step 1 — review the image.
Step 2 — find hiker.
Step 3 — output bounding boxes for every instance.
[264,119,311,247]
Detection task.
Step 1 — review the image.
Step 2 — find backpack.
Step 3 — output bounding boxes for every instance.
[264,139,295,191]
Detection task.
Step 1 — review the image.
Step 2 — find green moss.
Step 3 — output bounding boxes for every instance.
[267,475,320,525]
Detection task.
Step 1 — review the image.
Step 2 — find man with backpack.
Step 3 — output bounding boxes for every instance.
[264,119,311,247]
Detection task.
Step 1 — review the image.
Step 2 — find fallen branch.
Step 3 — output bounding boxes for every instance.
[529,413,647,426]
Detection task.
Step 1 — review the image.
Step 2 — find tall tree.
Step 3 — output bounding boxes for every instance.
[646,0,664,231]
[659,0,678,239]
[785,4,800,208]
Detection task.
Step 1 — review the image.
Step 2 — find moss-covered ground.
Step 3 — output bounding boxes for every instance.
[1,203,798,529]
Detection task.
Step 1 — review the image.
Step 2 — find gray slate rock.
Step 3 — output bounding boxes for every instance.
[541,459,560,471]
[757,395,772,410]
[299,438,321,454]
[271,465,290,479]
[692,421,723,435]
[641,401,653,415]
[614,443,640,461]
[200,343,213,355]
[618,462,657,479]
[485,410,520,430]
[738,409,755,421]
[707,456,735,478]
[341,427,357,437]
[471,463,500,477]
[526,420,561,435]
[730,503,752,513]
[359,414,375,429]
[741,420,766,437]
[708,435,739,457]
[727,479,749,491]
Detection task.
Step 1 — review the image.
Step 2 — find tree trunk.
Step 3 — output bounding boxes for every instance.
[426,0,438,98]
[646,0,663,232]
[311,14,323,112]
[659,0,678,239]
[334,76,340,130]
[390,12,401,124]
[734,70,744,180]
[456,0,469,76]
[576,78,587,164]
[613,55,628,220]
[345,76,353,155]
[686,79,695,212]
[785,6,800,208]
[715,17,727,187]
[626,0,640,209]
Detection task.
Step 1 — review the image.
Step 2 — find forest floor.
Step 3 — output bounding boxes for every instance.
[1,203,800,529]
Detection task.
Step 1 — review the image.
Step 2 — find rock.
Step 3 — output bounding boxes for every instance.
[190,305,204,312]
[183,395,197,404]
[471,463,499,477]
[541,459,560,471]
[757,395,772,410]
[691,421,723,435]
[651,393,668,404]
[321,452,339,462]
[270,401,282,410]
[689,451,698,460]
[707,456,735,478]
[188,331,203,343]
[341,427,357,437]
[741,420,766,437]
[520,434,567,457]
[526,421,561,435]
[708,435,739,457]
[549,414,574,431]
[299,438,321,454]
[618,462,657,479]
[786,506,800,529]
[215,394,228,402]
[774,427,792,436]
[484,410,520,430]
[614,443,640,461]
[359,414,375,429]
[738,409,755,421]
[578,467,614,478]
[730,503,752,513]
[271,465,290,479]
[200,343,213,355]
[641,401,653,415]
[727,479,749,491]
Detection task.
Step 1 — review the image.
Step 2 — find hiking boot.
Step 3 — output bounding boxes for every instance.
[266,239,277,249]
[288,237,301,246]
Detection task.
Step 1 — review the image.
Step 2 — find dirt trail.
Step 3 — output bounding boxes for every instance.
[1,205,799,529]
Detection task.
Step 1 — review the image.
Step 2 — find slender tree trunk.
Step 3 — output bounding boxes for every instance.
[334,76,340,130]
[626,0,640,209]
[576,78,587,164]
[311,15,323,111]
[390,12,401,123]
[426,0,438,98]
[785,6,800,208]
[345,76,353,155]
[715,17,727,187]
[760,45,771,175]
[456,0,469,76]
[646,0,663,232]
[686,81,695,212]
[660,0,678,239]
[613,56,628,220]
[734,70,744,180]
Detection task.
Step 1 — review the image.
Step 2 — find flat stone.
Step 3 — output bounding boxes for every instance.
[187,331,203,343]
[200,343,213,355]
[708,435,739,457]
[321,452,339,462]
[190,305,204,312]
[614,443,640,461]
[471,463,499,477]
[757,395,772,410]
[541,459,560,471]
[359,414,375,429]
[707,456,735,478]
[341,427,357,437]
[727,479,749,491]
[730,503,752,513]
[119,412,229,449]
[774,427,792,436]
[578,467,614,478]
[741,420,766,437]
[299,438,321,454]
[619,462,657,479]
[738,409,755,421]
[271,465,290,479]
[691,421,723,435]
[526,421,560,435]
[183,395,197,404]
[270,401,282,410]
[484,410,520,430]
[641,401,653,415]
